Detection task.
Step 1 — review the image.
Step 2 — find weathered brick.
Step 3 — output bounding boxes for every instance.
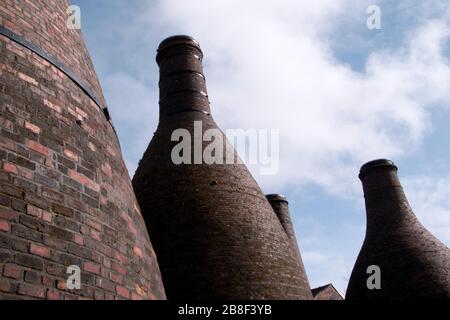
[15,253,44,271]
[51,203,73,217]
[11,198,27,213]
[96,277,115,292]
[116,285,130,299]
[90,229,101,241]
[0,207,19,222]
[12,225,42,242]
[131,292,144,300]
[7,153,35,171]
[42,276,55,287]
[48,225,73,242]
[0,116,13,131]
[77,165,95,181]
[1,184,24,199]
[43,99,62,113]
[64,149,79,162]
[0,193,10,207]
[18,72,38,86]
[58,155,75,170]
[20,215,48,233]
[42,211,53,223]
[88,142,96,152]
[41,187,64,203]
[30,243,50,258]
[82,194,98,208]
[43,235,67,251]
[68,169,100,193]
[110,272,123,285]
[94,291,104,300]
[63,176,81,191]
[27,205,43,218]
[0,278,13,293]
[3,263,22,279]
[3,162,17,174]
[67,243,92,260]
[0,1,167,300]
[0,219,9,232]
[24,193,50,210]
[50,252,81,268]
[26,140,49,156]
[47,288,61,300]
[83,261,101,275]
[73,234,84,245]
[18,283,46,299]
[0,250,12,263]
[34,173,57,188]
[13,176,38,193]
[0,223,14,242]
[54,215,79,232]
[46,263,66,277]
[133,246,143,258]
[1,129,23,144]
[111,261,127,276]
[24,270,41,284]
[86,218,102,231]
[24,121,41,134]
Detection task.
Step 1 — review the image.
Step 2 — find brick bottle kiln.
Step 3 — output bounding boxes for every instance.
[132,35,312,300]
[346,160,450,299]
[266,194,310,285]
[0,0,165,299]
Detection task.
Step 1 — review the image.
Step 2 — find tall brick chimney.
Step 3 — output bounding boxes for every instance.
[0,0,165,299]
[346,159,450,299]
[266,194,311,295]
[132,35,312,299]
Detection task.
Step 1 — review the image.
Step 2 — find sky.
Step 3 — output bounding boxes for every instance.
[72,0,450,295]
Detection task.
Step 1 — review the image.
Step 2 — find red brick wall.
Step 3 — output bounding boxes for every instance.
[0,0,106,107]
[0,0,166,300]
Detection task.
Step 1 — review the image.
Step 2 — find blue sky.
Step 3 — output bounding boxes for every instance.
[72,0,450,295]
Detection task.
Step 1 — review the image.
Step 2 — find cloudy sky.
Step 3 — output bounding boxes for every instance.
[72,0,450,295]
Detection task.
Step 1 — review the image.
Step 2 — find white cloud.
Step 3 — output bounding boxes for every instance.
[143,0,450,198]
[102,73,159,175]
[95,0,450,295]
[404,174,450,244]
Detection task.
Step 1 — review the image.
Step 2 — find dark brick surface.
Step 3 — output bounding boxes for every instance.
[346,160,450,300]
[133,36,312,300]
[0,0,165,300]
[267,195,312,297]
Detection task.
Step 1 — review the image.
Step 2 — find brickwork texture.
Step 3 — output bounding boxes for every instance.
[0,0,166,300]
[346,160,450,299]
[132,36,313,300]
[266,194,311,294]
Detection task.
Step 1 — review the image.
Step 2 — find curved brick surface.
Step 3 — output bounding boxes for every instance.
[0,0,165,300]
[133,36,312,300]
[346,160,450,300]
[0,0,106,107]
[266,194,312,297]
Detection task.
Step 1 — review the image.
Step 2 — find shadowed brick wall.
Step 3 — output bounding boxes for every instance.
[346,160,450,300]
[266,194,311,296]
[0,0,165,300]
[133,36,312,300]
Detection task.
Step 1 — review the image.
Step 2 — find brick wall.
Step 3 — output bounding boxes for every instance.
[133,36,312,300]
[0,0,166,300]
[346,160,450,300]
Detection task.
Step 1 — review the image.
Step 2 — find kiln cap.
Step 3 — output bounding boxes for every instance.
[359,159,398,179]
